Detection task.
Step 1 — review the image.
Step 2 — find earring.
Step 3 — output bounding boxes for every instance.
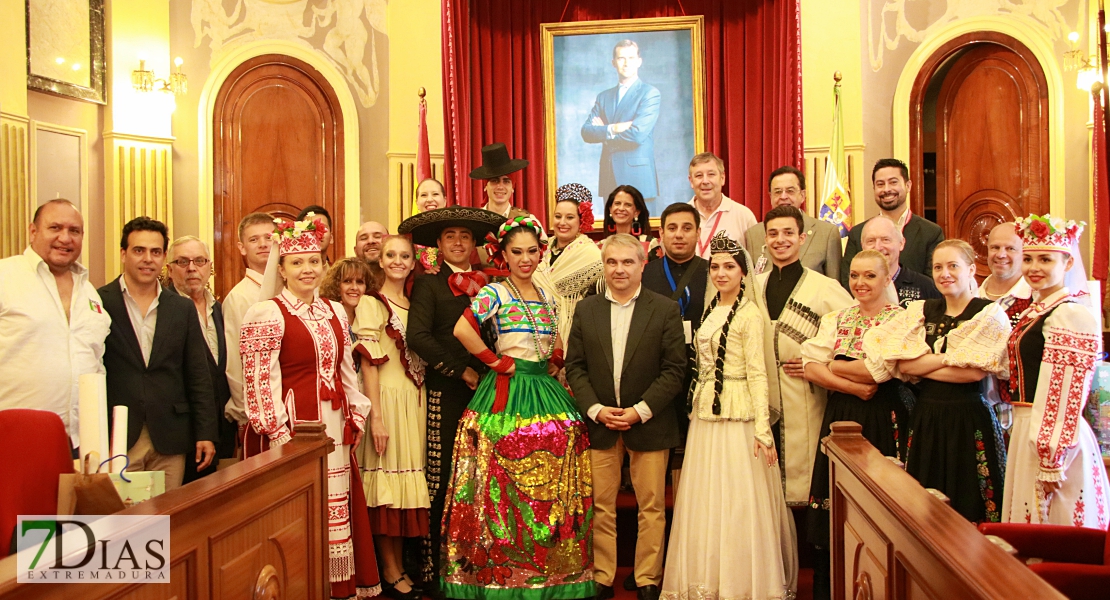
[632,223,642,236]
[607,223,616,234]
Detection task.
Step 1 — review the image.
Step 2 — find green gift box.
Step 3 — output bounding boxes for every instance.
[111,470,166,506]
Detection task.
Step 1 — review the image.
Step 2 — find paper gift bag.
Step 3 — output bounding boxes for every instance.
[111,470,165,506]
[57,453,126,516]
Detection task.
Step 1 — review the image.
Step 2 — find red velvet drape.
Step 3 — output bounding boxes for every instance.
[442,0,803,224]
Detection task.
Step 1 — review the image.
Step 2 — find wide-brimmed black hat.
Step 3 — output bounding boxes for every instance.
[399,206,507,247]
[468,143,529,180]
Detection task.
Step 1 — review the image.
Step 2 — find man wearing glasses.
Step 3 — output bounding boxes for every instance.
[166,235,234,481]
[745,166,842,279]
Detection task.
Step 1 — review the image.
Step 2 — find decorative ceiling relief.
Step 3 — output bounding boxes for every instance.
[867,0,1079,71]
[191,0,386,107]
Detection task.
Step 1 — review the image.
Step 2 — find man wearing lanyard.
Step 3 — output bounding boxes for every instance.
[688,152,758,257]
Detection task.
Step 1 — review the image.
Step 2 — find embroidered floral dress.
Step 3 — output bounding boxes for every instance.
[240,289,380,599]
[801,303,910,547]
[439,282,594,599]
[1003,288,1110,528]
[863,298,1011,523]
[353,294,431,537]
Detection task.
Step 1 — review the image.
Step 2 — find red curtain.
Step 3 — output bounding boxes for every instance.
[441,0,803,224]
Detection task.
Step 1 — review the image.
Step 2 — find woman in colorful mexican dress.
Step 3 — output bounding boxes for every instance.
[533,183,603,361]
[800,250,909,599]
[863,239,1011,523]
[662,231,797,600]
[441,215,594,599]
[240,215,381,599]
[1002,215,1110,528]
[354,236,431,599]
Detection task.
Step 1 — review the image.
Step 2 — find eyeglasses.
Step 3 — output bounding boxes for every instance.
[170,257,210,268]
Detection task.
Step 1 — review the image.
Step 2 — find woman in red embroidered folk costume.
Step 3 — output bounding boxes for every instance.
[354,236,430,600]
[241,214,381,598]
[1002,215,1110,528]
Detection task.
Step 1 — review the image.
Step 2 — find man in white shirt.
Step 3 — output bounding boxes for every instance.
[168,236,236,478]
[565,234,686,600]
[223,212,273,429]
[0,199,111,449]
[688,152,758,257]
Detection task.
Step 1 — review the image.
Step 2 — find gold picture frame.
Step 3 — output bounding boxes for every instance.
[541,16,706,228]
[25,0,107,104]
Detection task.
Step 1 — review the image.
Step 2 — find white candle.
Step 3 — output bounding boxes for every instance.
[110,406,128,473]
[77,373,109,468]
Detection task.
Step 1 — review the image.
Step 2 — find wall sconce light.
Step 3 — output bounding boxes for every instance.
[1065,32,1103,91]
[132,56,187,95]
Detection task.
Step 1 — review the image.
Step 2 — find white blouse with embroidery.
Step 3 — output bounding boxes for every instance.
[239,289,371,445]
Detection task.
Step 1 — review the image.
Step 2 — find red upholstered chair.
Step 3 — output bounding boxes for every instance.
[978,522,1110,600]
[0,409,74,557]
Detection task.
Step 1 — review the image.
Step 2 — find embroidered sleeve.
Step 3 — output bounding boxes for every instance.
[239,301,291,443]
[222,287,250,424]
[334,302,371,429]
[801,310,840,368]
[740,304,772,447]
[941,302,1011,377]
[1029,303,1101,481]
[470,284,502,324]
[861,301,929,383]
[353,295,389,367]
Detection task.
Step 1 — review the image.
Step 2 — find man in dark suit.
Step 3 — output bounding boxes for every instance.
[566,234,686,600]
[581,39,661,201]
[840,158,944,290]
[98,217,216,491]
[166,235,236,482]
[400,206,504,597]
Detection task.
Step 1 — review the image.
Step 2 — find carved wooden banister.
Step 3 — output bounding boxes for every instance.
[824,421,1064,600]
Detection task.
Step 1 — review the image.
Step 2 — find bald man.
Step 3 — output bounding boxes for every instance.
[977,222,1032,325]
[354,221,388,262]
[860,216,940,307]
[0,199,112,448]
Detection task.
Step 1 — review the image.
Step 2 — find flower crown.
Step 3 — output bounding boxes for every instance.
[555,183,596,233]
[271,212,329,256]
[1015,214,1084,254]
[708,231,742,255]
[483,214,549,271]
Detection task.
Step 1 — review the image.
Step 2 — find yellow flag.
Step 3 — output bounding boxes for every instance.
[819,78,851,237]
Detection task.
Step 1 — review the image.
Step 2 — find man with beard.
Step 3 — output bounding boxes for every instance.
[402,206,504,598]
[353,220,388,262]
[839,158,944,291]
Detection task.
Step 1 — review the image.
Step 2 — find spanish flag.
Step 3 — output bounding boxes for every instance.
[819,75,851,237]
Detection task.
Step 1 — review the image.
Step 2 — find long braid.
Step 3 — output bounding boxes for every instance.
[712,288,744,415]
[686,295,719,413]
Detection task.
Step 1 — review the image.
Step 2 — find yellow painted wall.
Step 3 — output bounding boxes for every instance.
[105,0,172,138]
[800,0,863,149]
[387,0,445,155]
[0,1,28,115]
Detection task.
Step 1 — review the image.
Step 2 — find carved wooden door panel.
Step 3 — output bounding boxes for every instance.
[936,43,1048,278]
[213,54,344,297]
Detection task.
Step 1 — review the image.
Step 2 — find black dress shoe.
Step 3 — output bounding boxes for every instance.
[623,571,637,591]
[637,584,661,600]
[596,583,615,600]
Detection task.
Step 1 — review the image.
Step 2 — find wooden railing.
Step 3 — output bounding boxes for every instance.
[825,421,1064,600]
[0,423,333,599]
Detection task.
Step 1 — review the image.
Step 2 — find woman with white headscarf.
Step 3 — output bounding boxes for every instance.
[1002,215,1110,527]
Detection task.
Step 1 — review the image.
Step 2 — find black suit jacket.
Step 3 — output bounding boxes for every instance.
[99,277,217,456]
[166,285,236,459]
[408,268,489,386]
[840,213,945,290]
[565,288,685,452]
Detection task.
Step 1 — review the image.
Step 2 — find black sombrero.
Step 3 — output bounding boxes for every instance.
[468,143,529,180]
[398,206,507,247]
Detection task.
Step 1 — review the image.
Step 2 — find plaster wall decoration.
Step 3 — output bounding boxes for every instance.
[190,0,385,107]
[867,0,1079,71]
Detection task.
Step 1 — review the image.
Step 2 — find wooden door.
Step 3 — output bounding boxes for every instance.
[213,54,344,298]
[934,43,1048,278]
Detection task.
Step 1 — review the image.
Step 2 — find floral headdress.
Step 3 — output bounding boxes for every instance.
[1015,214,1084,254]
[483,214,549,270]
[271,212,329,256]
[555,183,596,234]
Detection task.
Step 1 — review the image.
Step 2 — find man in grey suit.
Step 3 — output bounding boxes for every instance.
[566,234,686,600]
[581,39,662,201]
[746,166,842,279]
